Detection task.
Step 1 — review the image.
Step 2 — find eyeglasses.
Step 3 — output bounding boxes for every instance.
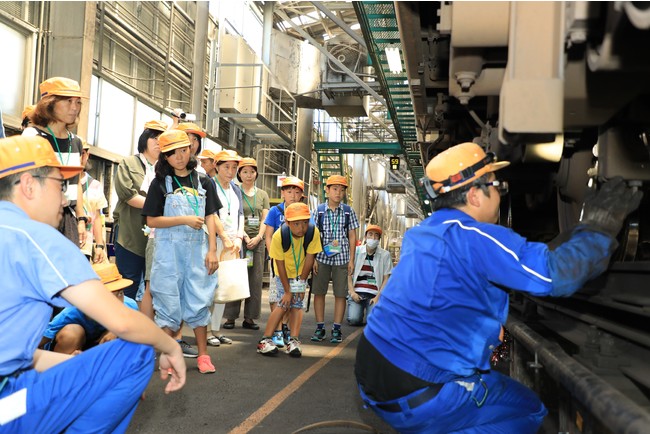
[478,180,508,195]
[32,176,68,193]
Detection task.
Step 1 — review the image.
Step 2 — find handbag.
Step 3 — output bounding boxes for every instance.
[214,250,250,303]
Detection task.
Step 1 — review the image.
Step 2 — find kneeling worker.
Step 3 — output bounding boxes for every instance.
[355,142,642,433]
[0,136,186,433]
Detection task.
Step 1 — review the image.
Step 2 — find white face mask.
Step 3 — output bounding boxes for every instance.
[366,239,379,249]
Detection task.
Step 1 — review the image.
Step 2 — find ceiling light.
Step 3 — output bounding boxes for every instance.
[385,45,402,74]
[350,23,360,30]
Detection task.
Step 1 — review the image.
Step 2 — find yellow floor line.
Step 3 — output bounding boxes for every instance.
[228,327,364,434]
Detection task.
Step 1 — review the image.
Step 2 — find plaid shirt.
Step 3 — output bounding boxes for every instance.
[313,203,360,265]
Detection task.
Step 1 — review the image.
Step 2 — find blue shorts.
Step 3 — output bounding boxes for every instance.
[274,276,305,310]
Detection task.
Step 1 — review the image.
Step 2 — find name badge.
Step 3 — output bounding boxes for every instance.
[223,214,234,228]
[323,243,342,257]
[290,278,307,293]
[247,217,260,227]
[367,278,377,286]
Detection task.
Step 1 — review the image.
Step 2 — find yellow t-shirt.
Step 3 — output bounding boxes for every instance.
[270,226,323,278]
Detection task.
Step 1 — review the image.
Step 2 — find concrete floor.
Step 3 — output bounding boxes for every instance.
[128,289,396,434]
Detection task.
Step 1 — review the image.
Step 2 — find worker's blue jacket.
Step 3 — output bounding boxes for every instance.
[364,207,615,384]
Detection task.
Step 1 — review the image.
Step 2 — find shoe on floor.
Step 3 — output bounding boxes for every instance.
[257,338,278,355]
[178,340,198,358]
[272,331,285,348]
[218,335,232,344]
[285,338,302,358]
[242,320,260,330]
[282,327,291,346]
[207,335,220,347]
[311,328,326,342]
[197,355,216,374]
[330,329,343,344]
[223,320,235,329]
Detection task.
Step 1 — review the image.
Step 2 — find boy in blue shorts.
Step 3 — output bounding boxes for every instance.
[258,203,322,357]
[40,263,140,354]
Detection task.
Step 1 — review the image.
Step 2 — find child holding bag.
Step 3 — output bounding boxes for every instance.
[142,129,221,374]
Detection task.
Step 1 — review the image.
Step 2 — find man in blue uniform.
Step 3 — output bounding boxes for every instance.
[355,142,642,433]
[0,135,186,433]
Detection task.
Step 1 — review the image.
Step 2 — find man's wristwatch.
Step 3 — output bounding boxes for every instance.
[95,244,105,249]
[77,216,89,223]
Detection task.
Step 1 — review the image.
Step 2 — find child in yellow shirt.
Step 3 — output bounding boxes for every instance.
[257,203,322,357]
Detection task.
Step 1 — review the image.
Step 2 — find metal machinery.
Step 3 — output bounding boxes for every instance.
[384,2,650,432]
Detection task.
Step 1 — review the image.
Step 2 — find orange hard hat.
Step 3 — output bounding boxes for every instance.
[424,142,509,195]
[238,157,257,169]
[39,77,85,98]
[0,136,83,180]
[177,122,207,138]
[159,129,190,153]
[22,105,35,121]
[197,149,216,160]
[92,263,133,292]
[281,176,304,191]
[285,202,311,222]
[144,120,168,132]
[326,174,348,187]
[214,149,241,164]
[365,224,383,237]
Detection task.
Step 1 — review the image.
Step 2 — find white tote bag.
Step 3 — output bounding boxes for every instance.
[214,251,250,304]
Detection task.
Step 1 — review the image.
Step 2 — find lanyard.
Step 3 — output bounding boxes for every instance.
[173,174,200,216]
[46,126,72,165]
[327,207,341,240]
[216,180,232,215]
[242,187,257,215]
[365,254,375,272]
[83,175,90,215]
[290,233,303,277]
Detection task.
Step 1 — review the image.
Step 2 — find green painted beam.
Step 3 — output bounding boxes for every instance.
[314,141,403,155]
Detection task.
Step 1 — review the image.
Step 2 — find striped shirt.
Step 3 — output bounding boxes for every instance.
[354,254,379,295]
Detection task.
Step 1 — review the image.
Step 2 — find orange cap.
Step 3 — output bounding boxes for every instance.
[285,202,311,222]
[0,136,83,180]
[144,120,168,132]
[92,263,133,292]
[177,122,207,138]
[365,224,383,237]
[39,77,85,98]
[425,142,509,194]
[159,129,190,153]
[214,149,241,163]
[281,176,304,191]
[197,149,216,160]
[21,105,35,121]
[326,174,348,187]
[238,157,257,169]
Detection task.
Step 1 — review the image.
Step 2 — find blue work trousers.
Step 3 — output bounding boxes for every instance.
[0,339,154,433]
[359,370,547,433]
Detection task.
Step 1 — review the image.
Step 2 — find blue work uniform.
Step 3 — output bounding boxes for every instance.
[0,202,154,433]
[150,175,218,331]
[359,207,615,433]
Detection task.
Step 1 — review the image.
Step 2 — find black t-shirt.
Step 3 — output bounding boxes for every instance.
[142,171,221,217]
[29,127,83,184]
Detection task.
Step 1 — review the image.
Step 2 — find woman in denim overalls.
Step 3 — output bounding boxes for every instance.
[143,130,221,374]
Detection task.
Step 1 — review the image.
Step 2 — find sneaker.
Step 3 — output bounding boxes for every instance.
[197,355,216,374]
[285,338,302,358]
[272,331,285,348]
[311,328,326,342]
[257,338,278,355]
[330,329,343,344]
[178,340,198,358]
[282,328,291,346]
[207,335,220,347]
[218,335,233,345]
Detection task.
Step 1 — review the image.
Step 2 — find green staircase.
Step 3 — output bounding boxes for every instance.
[316,150,345,202]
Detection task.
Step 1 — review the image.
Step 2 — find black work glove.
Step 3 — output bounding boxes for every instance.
[581,177,643,238]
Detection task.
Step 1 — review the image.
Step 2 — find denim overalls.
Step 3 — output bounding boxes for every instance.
[151,174,218,331]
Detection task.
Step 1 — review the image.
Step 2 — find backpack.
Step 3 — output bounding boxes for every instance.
[316,203,351,237]
[280,222,316,254]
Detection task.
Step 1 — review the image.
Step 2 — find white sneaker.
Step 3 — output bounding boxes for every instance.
[257,338,278,355]
[285,338,302,358]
